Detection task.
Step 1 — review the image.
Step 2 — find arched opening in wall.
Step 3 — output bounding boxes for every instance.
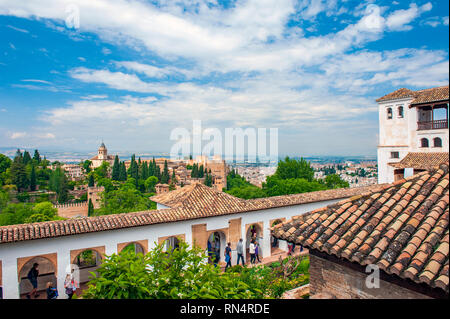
[246,224,263,263]
[270,220,283,255]
[207,231,226,265]
[122,242,145,255]
[398,106,404,118]
[420,138,429,148]
[387,107,393,119]
[72,249,103,293]
[19,256,57,299]
[433,137,442,148]
[162,236,180,254]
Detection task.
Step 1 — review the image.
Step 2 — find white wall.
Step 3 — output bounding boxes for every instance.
[0,198,340,299]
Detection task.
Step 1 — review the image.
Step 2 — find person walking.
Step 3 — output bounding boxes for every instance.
[255,241,261,263]
[26,263,39,299]
[287,242,293,256]
[46,282,58,299]
[249,240,256,264]
[236,238,245,266]
[224,242,232,270]
[64,273,75,299]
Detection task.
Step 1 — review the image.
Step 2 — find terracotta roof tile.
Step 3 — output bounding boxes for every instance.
[376,85,449,104]
[390,152,448,171]
[272,163,450,293]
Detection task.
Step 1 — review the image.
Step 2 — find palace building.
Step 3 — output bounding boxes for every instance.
[90,142,116,169]
[376,85,449,184]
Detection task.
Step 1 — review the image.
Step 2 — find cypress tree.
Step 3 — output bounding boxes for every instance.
[23,151,32,165]
[88,198,94,217]
[141,161,149,180]
[33,149,41,163]
[119,162,127,181]
[11,150,28,190]
[199,164,204,178]
[128,154,139,181]
[161,160,169,184]
[191,163,198,178]
[30,164,37,191]
[112,155,120,181]
[171,169,177,184]
[88,174,95,187]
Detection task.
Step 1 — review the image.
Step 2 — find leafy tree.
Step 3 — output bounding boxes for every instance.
[226,185,267,199]
[0,153,12,174]
[82,160,92,174]
[49,167,69,203]
[324,174,349,189]
[93,161,110,180]
[97,178,114,193]
[263,176,327,196]
[144,176,158,193]
[0,189,10,212]
[95,183,156,216]
[83,241,257,299]
[274,157,314,182]
[0,201,60,226]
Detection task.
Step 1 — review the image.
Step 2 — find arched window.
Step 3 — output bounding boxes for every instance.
[387,107,393,119]
[420,138,429,148]
[398,106,404,118]
[433,137,442,148]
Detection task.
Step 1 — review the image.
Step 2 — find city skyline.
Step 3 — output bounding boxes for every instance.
[0,0,449,156]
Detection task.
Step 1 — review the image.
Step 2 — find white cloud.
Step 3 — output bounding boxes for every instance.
[10,132,27,139]
[101,47,111,55]
[386,3,432,31]
[6,24,29,33]
[22,79,52,84]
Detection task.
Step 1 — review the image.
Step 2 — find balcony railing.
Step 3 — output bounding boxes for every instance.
[417,119,448,130]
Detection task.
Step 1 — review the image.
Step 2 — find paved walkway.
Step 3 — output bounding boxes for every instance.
[220,247,309,271]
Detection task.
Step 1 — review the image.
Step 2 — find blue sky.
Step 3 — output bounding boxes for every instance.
[0,0,448,157]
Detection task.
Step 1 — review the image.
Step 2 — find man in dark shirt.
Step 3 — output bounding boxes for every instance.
[224,242,232,270]
[26,263,39,299]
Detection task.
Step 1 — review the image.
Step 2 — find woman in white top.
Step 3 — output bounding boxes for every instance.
[249,240,256,264]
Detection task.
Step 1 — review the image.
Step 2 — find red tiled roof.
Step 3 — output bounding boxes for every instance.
[0,183,384,244]
[390,152,449,170]
[376,85,449,105]
[272,163,449,292]
[376,88,416,102]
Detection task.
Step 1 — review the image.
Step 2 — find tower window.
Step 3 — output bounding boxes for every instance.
[398,106,404,118]
[390,152,399,159]
[433,137,442,147]
[420,138,429,148]
[387,107,393,119]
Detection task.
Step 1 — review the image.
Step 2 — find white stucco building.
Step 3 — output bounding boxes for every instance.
[90,142,116,169]
[0,183,384,299]
[376,86,449,184]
